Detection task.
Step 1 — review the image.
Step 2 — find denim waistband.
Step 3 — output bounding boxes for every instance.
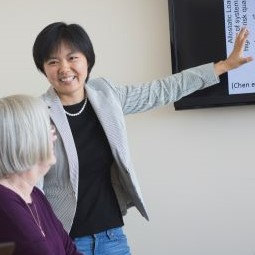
[74,227,124,240]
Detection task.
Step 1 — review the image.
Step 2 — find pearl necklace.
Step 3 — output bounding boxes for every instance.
[26,202,45,238]
[64,96,88,117]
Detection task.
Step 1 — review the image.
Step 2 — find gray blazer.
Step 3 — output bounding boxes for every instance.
[41,63,219,232]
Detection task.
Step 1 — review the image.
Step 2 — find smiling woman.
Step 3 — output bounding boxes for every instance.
[32,22,251,255]
[33,22,95,106]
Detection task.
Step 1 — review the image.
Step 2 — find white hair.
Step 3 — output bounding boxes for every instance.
[0,95,51,177]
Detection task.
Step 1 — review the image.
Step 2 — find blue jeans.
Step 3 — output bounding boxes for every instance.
[74,227,131,255]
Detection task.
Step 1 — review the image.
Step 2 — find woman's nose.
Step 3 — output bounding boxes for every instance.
[59,60,70,73]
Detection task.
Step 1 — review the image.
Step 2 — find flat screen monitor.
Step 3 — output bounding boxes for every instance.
[168,0,255,110]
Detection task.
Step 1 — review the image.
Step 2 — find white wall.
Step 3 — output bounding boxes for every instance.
[2,1,255,254]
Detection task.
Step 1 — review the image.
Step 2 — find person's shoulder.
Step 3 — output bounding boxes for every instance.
[0,184,22,209]
[87,77,119,93]
[87,77,111,87]
[40,86,59,105]
[0,186,30,237]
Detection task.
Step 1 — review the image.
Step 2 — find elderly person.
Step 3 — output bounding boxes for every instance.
[32,22,252,255]
[0,95,82,255]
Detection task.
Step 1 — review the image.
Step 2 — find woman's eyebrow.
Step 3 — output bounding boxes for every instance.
[48,51,78,59]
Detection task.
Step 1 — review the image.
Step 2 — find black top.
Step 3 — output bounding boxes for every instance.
[64,99,123,238]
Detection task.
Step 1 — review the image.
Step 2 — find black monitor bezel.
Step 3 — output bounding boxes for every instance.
[168,0,255,110]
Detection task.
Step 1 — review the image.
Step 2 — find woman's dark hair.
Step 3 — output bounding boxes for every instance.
[33,22,95,83]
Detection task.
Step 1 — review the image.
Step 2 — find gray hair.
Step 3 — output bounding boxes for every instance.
[0,95,51,177]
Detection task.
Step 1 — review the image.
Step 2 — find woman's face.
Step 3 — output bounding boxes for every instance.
[43,42,88,103]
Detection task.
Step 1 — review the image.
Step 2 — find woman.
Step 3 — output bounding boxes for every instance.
[32,22,252,255]
[0,95,82,255]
